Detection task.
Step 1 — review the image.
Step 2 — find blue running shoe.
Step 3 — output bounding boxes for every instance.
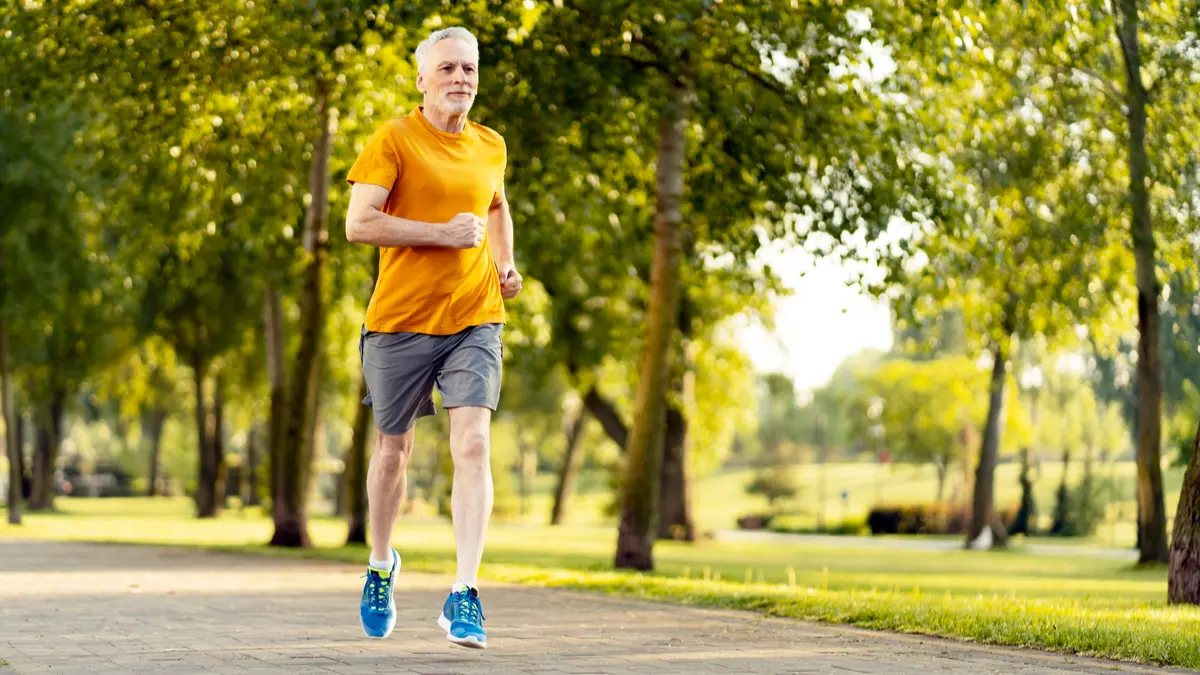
[438,586,486,648]
[359,550,399,639]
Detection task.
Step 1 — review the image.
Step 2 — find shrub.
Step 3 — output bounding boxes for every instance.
[744,468,798,507]
[736,513,774,530]
[768,514,870,536]
[866,503,972,535]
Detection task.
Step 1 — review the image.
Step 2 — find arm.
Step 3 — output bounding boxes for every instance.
[345,183,444,247]
[487,182,515,267]
[488,182,523,300]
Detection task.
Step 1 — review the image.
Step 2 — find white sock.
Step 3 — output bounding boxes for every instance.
[452,581,475,593]
[369,552,397,571]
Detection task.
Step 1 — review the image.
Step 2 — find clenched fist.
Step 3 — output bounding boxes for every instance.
[443,212,486,249]
[497,264,523,300]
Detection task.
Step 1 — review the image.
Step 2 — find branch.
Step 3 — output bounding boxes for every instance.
[1057,64,1124,106]
[619,52,666,75]
[583,386,628,451]
[1076,66,1124,103]
[713,54,794,100]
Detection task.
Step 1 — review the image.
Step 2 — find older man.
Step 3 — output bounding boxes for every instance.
[344,26,521,649]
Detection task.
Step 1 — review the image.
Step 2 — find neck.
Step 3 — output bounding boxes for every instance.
[423,105,468,134]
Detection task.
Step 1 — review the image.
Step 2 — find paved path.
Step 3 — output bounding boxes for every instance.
[0,540,1189,674]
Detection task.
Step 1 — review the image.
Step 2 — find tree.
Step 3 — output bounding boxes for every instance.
[496,0,939,571]
[1012,0,1200,565]
[0,106,79,521]
[850,358,992,503]
[881,1,1132,548]
[746,374,803,509]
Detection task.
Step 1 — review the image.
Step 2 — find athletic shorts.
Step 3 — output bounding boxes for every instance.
[359,323,503,435]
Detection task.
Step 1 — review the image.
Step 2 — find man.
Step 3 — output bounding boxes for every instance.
[343,26,521,650]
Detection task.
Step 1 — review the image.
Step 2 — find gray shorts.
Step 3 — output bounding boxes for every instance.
[359,323,503,435]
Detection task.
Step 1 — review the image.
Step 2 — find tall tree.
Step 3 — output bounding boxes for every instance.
[481,0,934,569]
[883,0,1132,547]
[1013,0,1199,564]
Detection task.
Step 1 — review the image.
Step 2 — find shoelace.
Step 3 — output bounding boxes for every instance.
[455,590,485,624]
[362,571,391,612]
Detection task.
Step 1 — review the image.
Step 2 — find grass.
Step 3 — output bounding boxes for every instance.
[516,461,1185,550]
[3,497,1199,669]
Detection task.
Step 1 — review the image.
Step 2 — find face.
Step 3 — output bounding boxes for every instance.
[417,38,479,116]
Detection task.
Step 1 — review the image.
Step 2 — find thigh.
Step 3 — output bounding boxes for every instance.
[361,330,440,435]
[436,323,503,411]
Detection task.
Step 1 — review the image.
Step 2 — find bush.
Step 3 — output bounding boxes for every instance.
[866,503,971,535]
[1049,472,1114,538]
[744,467,798,507]
[736,513,774,530]
[767,514,869,536]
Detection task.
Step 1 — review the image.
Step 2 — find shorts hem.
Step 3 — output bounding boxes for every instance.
[440,399,499,411]
[375,408,436,436]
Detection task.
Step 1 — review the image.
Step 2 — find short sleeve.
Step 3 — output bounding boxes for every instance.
[346,123,401,189]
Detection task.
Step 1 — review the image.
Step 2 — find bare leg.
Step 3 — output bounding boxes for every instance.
[368,428,415,562]
[447,406,493,586]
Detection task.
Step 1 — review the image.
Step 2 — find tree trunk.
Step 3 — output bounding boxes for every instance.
[550,406,588,525]
[143,407,166,497]
[271,78,332,548]
[1051,448,1072,534]
[1116,0,1168,565]
[658,300,696,542]
[615,76,692,571]
[193,356,226,518]
[935,461,947,504]
[15,408,27,501]
[1169,418,1200,603]
[265,284,286,510]
[657,400,694,541]
[966,342,1010,548]
[345,376,371,546]
[518,439,536,516]
[1,316,19,525]
[28,393,63,511]
[246,426,261,507]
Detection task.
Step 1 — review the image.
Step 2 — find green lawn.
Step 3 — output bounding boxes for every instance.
[3,497,1199,669]
[522,461,1183,550]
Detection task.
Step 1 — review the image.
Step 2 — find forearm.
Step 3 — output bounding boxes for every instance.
[347,208,444,248]
[487,203,514,267]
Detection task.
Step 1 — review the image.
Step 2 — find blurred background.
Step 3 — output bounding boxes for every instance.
[2,0,1199,573]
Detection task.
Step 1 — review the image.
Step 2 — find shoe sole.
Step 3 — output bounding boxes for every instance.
[438,613,486,649]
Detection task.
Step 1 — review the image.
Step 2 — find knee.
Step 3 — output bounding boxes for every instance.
[376,432,414,474]
[452,428,490,469]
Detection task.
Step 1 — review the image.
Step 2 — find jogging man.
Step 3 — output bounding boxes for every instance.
[343,26,521,649]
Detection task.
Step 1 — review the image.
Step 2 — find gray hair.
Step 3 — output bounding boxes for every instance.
[414,27,479,73]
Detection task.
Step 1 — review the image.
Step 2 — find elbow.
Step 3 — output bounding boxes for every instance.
[345,214,365,244]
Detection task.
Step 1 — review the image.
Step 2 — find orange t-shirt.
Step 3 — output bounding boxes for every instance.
[346,108,507,335]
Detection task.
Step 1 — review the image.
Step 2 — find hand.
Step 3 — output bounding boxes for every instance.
[497,264,523,300]
[444,212,486,249]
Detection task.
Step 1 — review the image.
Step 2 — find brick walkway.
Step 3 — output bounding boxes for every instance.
[0,540,1189,674]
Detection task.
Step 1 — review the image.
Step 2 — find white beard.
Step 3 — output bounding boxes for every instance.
[444,95,474,115]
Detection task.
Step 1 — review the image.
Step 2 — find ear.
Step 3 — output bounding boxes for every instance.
[416,70,426,94]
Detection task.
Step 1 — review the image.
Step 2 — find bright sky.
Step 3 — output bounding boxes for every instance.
[732,12,900,392]
[735,245,895,393]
